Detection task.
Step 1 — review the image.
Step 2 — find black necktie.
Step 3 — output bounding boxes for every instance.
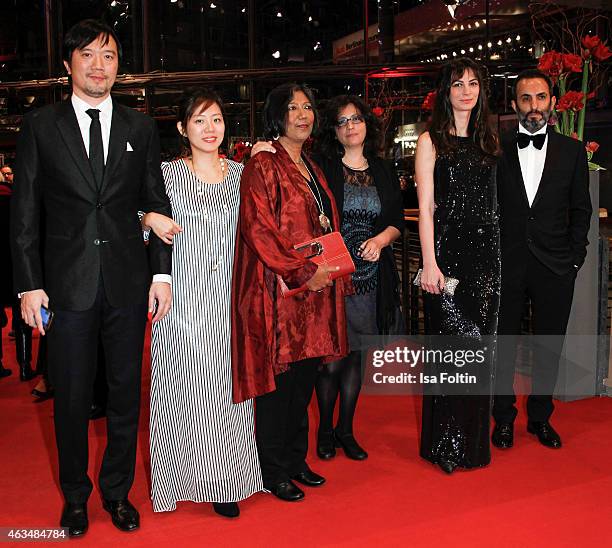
[517,132,546,150]
[86,108,104,188]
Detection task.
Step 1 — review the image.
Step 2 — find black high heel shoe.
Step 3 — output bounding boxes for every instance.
[213,502,240,518]
[317,430,336,460]
[31,387,54,402]
[0,362,12,378]
[333,429,368,460]
[437,460,457,474]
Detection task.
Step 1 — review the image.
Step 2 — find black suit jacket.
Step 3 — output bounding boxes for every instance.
[498,128,592,275]
[10,99,172,311]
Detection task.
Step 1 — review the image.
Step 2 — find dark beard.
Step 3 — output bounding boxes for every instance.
[518,109,551,133]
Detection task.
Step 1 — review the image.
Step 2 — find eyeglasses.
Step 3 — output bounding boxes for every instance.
[336,114,365,128]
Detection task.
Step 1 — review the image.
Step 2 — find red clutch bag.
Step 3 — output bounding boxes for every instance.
[279,231,355,297]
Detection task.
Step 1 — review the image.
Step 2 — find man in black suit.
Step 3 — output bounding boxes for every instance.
[10,20,172,536]
[492,69,592,450]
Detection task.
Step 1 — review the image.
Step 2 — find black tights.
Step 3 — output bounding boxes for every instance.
[316,351,362,436]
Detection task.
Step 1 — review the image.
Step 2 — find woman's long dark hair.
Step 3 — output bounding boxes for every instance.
[315,95,383,159]
[177,87,226,155]
[429,58,500,157]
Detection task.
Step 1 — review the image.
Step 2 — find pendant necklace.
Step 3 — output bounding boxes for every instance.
[301,160,331,232]
[193,156,227,196]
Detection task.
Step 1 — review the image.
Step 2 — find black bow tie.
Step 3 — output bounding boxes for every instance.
[517,132,546,150]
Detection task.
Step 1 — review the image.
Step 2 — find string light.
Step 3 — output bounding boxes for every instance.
[272,50,280,58]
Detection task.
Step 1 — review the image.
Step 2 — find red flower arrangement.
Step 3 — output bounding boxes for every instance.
[231,142,251,164]
[555,90,585,112]
[585,141,600,153]
[582,35,612,62]
[421,90,437,112]
[537,32,611,169]
[537,51,564,81]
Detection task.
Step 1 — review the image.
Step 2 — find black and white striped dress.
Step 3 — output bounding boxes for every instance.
[150,158,263,512]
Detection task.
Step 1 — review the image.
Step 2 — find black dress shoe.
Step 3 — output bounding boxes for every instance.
[527,421,562,449]
[60,503,88,537]
[317,431,336,460]
[213,502,240,518]
[0,363,12,378]
[19,363,36,382]
[492,422,514,449]
[103,499,140,532]
[334,429,368,460]
[267,481,304,502]
[291,469,326,487]
[437,460,457,474]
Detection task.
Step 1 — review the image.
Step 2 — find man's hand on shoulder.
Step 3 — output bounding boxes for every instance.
[148,282,171,322]
[21,289,49,335]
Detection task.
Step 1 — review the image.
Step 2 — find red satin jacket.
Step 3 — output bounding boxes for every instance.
[231,142,350,403]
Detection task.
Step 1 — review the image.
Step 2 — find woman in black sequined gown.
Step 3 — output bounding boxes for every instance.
[415,58,500,473]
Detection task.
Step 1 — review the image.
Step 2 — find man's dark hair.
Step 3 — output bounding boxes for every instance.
[263,83,317,140]
[513,69,553,99]
[63,19,122,64]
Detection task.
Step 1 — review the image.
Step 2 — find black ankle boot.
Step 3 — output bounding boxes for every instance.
[16,328,35,381]
[317,430,336,460]
[334,429,368,460]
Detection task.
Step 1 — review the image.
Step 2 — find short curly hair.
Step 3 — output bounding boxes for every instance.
[315,95,383,159]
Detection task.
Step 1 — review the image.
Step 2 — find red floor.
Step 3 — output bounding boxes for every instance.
[1,326,611,547]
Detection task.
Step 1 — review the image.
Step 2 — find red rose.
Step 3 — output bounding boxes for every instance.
[421,91,436,112]
[585,141,600,153]
[556,91,585,112]
[593,42,612,62]
[570,132,578,140]
[562,53,583,73]
[582,35,601,51]
[372,106,384,117]
[538,51,563,81]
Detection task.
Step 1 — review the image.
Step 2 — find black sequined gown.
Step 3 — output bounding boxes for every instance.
[420,136,500,469]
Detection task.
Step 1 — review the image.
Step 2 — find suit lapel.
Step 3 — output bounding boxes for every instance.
[100,101,129,195]
[530,128,558,209]
[55,102,97,192]
[504,135,530,208]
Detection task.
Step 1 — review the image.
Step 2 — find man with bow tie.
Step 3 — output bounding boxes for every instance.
[10,20,172,537]
[492,69,591,451]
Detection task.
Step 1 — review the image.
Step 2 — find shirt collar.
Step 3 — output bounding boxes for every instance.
[71,93,113,119]
[518,122,548,136]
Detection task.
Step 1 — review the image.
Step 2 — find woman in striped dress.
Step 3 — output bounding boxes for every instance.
[143,88,265,517]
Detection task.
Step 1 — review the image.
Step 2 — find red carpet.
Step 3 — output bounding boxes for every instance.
[1,325,611,547]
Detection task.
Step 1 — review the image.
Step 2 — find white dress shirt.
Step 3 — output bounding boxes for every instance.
[71,94,113,163]
[517,123,548,207]
[72,94,171,286]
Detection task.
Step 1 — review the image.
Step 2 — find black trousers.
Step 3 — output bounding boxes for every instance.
[255,358,319,487]
[47,278,147,503]
[493,252,576,424]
